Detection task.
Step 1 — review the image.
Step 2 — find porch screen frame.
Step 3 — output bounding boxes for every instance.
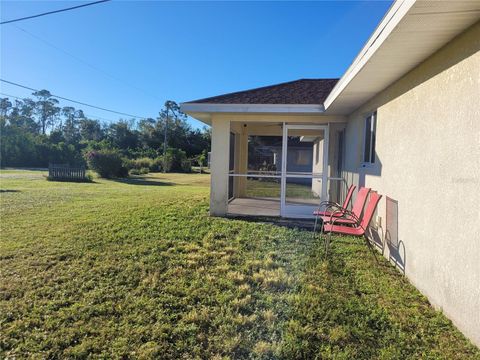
[280,123,329,218]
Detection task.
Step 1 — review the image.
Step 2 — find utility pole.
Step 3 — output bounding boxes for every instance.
[163,102,169,173]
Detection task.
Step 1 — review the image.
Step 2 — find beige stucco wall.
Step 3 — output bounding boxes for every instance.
[209,117,230,216]
[343,22,480,345]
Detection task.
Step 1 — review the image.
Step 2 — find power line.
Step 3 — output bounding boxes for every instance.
[0,0,111,25]
[12,24,163,102]
[0,92,118,123]
[0,91,114,122]
[1,79,148,119]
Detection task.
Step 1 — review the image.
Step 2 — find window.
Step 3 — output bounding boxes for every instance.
[363,112,377,164]
[295,149,310,165]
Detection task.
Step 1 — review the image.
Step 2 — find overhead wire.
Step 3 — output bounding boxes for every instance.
[12,24,164,102]
[0,91,119,123]
[0,0,111,25]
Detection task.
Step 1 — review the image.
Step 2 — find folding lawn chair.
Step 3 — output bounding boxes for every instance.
[313,187,371,237]
[322,192,382,256]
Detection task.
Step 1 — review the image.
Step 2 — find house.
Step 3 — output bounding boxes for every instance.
[181,0,480,346]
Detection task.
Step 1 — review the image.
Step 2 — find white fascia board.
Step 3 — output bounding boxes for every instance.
[180,103,325,114]
[323,0,416,110]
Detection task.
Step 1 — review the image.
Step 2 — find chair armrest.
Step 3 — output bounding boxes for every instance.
[325,203,345,215]
[318,200,341,209]
[315,201,344,217]
[330,208,361,227]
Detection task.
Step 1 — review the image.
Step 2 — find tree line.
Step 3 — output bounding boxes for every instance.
[0,90,211,172]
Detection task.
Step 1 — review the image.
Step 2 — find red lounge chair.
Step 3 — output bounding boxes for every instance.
[323,192,382,255]
[312,185,357,236]
[313,184,356,217]
[321,187,371,225]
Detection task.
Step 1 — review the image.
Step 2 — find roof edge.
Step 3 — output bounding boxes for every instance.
[323,0,416,110]
[184,78,338,104]
[180,103,325,115]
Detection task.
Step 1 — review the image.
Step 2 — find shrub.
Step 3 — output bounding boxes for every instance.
[85,149,128,178]
[125,157,164,173]
[117,165,129,178]
[162,153,173,173]
[163,148,191,173]
[150,157,163,172]
[124,149,191,174]
[128,157,153,170]
[129,167,149,176]
[181,158,192,173]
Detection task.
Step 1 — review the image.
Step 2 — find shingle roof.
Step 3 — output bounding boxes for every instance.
[185,79,339,105]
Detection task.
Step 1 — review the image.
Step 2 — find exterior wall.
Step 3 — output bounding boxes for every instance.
[210,117,230,216]
[343,22,480,345]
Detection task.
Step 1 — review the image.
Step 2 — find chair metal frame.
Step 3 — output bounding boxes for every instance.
[321,192,382,257]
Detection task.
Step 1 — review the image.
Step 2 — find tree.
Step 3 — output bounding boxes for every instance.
[197,149,207,173]
[0,117,38,167]
[0,90,212,170]
[0,98,12,118]
[61,106,82,144]
[79,118,103,141]
[138,117,162,150]
[33,90,60,134]
[106,120,139,151]
[5,99,38,133]
[158,101,188,156]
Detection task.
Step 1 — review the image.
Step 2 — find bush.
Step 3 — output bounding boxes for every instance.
[162,153,173,173]
[85,149,128,178]
[150,157,163,172]
[163,148,191,173]
[181,158,192,173]
[128,157,153,170]
[125,149,191,174]
[125,157,164,173]
[117,165,129,178]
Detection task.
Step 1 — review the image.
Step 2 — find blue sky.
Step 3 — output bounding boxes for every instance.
[1,1,392,128]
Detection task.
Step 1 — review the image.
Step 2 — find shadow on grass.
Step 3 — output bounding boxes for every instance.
[113,177,173,187]
[0,189,21,193]
[46,179,98,184]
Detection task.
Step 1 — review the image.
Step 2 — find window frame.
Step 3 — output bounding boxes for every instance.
[295,149,311,166]
[362,111,377,165]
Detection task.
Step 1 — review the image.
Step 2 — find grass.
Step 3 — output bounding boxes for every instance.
[1,169,479,359]
[246,178,318,200]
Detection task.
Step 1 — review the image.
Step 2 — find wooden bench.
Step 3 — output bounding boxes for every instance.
[48,163,88,182]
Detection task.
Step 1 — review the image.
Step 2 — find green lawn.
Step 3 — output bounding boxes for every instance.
[0,170,478,359]
[246,178,318,200]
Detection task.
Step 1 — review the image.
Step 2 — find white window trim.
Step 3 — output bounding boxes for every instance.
[362,111,377,166]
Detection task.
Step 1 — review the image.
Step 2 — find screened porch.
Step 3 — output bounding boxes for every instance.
[226,121,347,219]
